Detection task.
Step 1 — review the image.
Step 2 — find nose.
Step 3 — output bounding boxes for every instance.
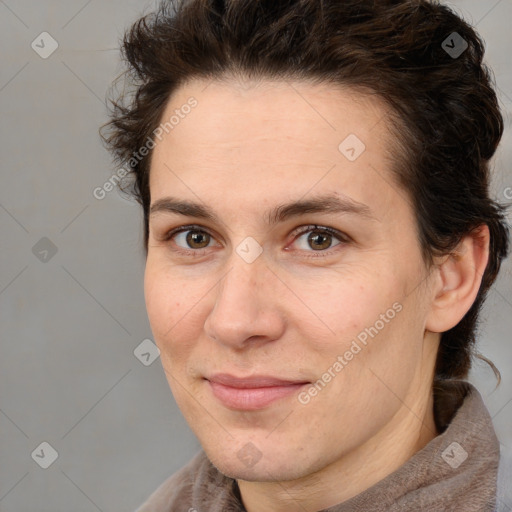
[203,253,285,350]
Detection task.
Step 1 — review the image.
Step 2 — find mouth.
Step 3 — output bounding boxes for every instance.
[205,373,310,411]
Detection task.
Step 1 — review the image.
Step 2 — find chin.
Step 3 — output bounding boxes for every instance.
[202,442,310,482]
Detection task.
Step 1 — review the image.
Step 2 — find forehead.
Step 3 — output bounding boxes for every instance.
[149,77,409,224]
[156,77,392,148]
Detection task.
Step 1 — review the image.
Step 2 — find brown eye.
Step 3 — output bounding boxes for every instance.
[163,225,217,254]
[185,230,211,249]
[307,231,333,250]
[291,225,349,255]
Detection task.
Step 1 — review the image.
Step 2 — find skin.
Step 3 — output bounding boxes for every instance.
[144,77,490,512]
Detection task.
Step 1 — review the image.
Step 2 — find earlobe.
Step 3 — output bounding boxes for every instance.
[425,225,490,333]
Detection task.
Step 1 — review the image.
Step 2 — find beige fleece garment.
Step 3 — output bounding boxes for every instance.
[136,381,500,512]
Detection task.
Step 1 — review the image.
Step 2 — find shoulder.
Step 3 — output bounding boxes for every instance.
[135,451,241,512]
[496,443,512,512]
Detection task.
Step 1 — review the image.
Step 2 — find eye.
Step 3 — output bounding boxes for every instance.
[163,225,218,255]
[161,224,350,257]
[289,225,349,256]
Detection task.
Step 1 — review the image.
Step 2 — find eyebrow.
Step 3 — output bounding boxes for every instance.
[149,193,377,226]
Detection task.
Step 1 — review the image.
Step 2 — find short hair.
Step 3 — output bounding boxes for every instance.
[101,0,510,384]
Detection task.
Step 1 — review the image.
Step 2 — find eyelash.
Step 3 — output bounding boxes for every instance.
[161,224,350,258]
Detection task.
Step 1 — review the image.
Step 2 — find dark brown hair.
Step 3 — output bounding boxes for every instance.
[101,0,510,385]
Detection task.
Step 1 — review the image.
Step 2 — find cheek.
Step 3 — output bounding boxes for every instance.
[296,270,400,343]
[144,266,166,332]
[144,264,188,344]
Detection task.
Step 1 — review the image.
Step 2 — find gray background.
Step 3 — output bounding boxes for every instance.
[0,1,511,510]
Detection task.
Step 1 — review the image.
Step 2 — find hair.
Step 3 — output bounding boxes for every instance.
[101,0,510,389]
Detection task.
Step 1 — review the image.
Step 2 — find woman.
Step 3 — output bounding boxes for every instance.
[102,0,511,510]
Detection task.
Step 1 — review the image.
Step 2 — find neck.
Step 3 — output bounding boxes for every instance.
[237,382,438,512]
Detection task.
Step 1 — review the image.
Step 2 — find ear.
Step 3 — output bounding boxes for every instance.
[425,224,490,333]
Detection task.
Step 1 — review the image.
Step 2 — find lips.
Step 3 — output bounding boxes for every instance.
[205,373,310,410]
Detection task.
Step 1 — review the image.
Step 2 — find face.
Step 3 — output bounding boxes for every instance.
[145,78,438,482]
